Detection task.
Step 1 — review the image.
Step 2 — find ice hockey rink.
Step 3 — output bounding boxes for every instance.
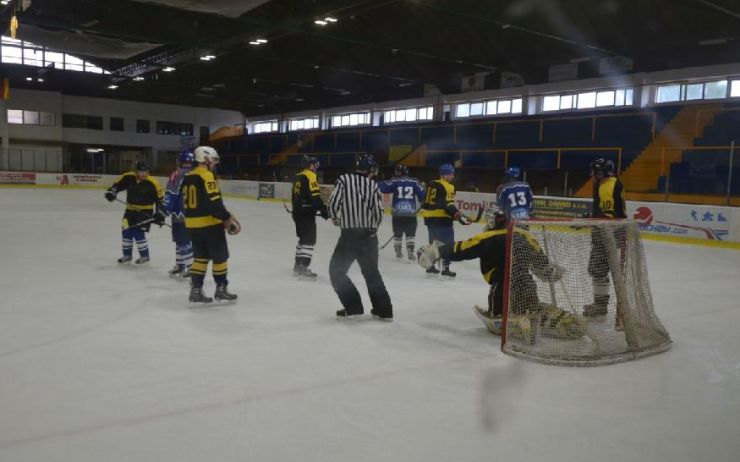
[1,188,739,462]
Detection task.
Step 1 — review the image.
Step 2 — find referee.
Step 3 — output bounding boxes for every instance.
[328,153,393,321]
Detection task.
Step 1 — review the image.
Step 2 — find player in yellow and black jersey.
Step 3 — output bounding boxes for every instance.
[420,164,471,277]
[585,158,626,318]
[105,161,165,265]
[291,156,329,279]
[416,206,586,341]
[181,146,240,304]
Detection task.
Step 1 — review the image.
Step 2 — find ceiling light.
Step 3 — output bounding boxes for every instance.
[249,41,261,45]
[133,76,144,81]
[25,77,32,81]
[325,17,338,22]
[163,66,175,72]
[256,39,268,44]
[107,84,118,89]
[0,1,9,5]
[36,78,44,82]
[314,20,327,26]
[200,55,216,61]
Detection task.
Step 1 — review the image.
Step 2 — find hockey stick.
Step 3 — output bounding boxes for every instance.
[113,198,172,228]
[379,235,395,250]
[283,202,292,214]
[458,204,485,225]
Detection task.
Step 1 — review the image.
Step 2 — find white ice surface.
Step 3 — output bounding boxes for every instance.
[1,189,739,462]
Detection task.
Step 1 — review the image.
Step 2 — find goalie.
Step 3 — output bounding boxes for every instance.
[416,206,587,341]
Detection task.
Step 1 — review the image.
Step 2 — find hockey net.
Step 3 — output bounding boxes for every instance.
[501,219,671,366]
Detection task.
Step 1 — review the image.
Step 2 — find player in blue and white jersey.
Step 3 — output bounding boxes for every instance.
[163,149,195,278]
[496,166,533,221]
[378,164,425,261]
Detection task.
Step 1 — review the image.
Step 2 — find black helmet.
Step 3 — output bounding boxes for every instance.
[135,161,150,171]
[302,155,320,169]
[355,153,377,174]
[590,158,615,177]
[394,164,409,177]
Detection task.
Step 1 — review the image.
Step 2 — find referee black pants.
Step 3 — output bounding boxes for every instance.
[329,229,393,317]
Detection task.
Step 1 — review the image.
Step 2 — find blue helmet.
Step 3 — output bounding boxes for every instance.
[439,163,455,176]
[179,149,194,165]
[505,166,521,179]
[302,155,320,169]
[355,153,377,174]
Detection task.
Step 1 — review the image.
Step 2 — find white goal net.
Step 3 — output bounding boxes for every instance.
[501,219,671,366]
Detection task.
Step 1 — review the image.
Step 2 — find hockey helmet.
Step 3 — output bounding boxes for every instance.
[590,158,615,177]
[439,163,455,176]
[505,166,521,179]
[194,146,219,164]
[355,153,377,174]
[486,204,507,230]
[135,160,150,171]
[179,149,195,165]
[394,164,409,177]
[302,155,320,169]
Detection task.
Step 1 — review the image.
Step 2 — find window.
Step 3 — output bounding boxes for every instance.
[731,80,740,98]
[156,121,194,136]
[576,92,596,109]
[329,112,370,128]
[542,95,560,112]
[0,35,108,74]
[457,98,523,118]
[656,84,682,103]
[704,80,727,99]
[560,94,573,110]
[383,106,433,125]
[288,117,319,131]
[7,109,55,126]
[253,120,278,134]
[136,119,150,133]
[110,117,124,131]
[62,114,102,129]
[685,83,703,101]
[7,109,23,124]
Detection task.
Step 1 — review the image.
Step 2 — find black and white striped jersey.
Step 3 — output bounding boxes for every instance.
[328,173,384,229]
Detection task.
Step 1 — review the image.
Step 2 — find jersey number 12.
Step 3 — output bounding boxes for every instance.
[397,186,414,199]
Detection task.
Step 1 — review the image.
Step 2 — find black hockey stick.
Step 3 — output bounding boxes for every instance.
[283,202,292,214]
[459,205,485,225]
[379,235,395,249]
[113,197,172,228]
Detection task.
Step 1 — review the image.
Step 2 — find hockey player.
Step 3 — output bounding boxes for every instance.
[163,149,195,278]
[291,155,329,279]
[496,166,533,220]
[181,146,241,304]
[105,161,166,264]
[584,157,626,318]
[416,206,586,341]
[420,163,471,277]
[377,164,425,261]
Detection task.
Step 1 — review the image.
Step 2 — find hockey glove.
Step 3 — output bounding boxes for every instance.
[416,242,441,270]
[533,263,565,282]
[224,215,242,235]
[153,208,168,226]
[454,211,472,225]
[104,188,116,202]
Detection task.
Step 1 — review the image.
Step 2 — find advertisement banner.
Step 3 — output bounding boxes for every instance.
[629,202,732,241]
[0,171,36,184]
[55,174,105,186]
[533,196,591,218]
[258,183,275,199]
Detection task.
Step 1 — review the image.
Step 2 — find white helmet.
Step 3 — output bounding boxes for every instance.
[194,146,219,163]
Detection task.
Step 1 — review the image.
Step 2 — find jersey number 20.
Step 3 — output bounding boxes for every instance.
[183,185,198,209]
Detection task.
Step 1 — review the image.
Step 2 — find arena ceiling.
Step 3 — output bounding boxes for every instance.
[2,0,740,116]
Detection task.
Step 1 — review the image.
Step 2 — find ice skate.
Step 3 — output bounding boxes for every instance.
[583,295,609,318]
[474,305,502,335]
[336,309,364,320]
[440,268,456,278]
[135,256,150,264]
[293,264,318,279]
[117,255,132,264]
[214,284,237,301]
[189,287,213,304]
[169,264,185,278]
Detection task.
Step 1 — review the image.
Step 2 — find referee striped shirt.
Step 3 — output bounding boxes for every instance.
[329,173,384,229]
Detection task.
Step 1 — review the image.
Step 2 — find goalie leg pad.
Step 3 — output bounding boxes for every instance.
[538,304,588,339]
